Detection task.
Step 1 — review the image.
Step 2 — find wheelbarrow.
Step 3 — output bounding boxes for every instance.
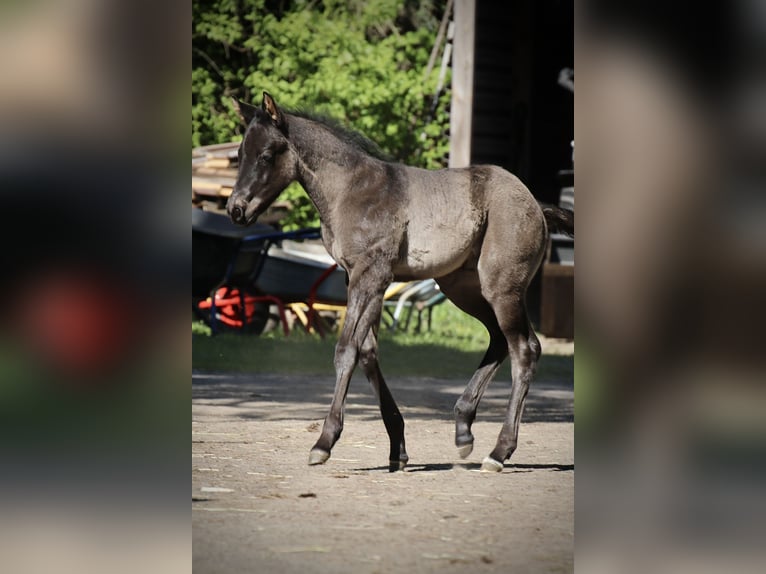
[192,207,322,334]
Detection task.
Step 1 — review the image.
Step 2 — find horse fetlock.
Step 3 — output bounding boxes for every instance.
[453,400,476,421]
[455,421,475,458]
[388,439,408,467]
[389,455,408,472]
[489,442,516,465]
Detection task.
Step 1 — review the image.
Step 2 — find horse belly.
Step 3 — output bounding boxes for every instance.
[394,224,475,280]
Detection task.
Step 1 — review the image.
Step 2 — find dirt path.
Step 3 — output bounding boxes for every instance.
[192,371,573,573]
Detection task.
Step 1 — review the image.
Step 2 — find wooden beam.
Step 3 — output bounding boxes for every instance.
[424,0,454,81]
[193,167,239,178]
[449,0,476,168]
[192,176,236,188]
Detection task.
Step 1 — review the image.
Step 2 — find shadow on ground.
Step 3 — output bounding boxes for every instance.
[192,370,573,424]
[352,462,575,473]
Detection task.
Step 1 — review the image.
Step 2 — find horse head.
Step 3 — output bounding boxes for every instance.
[227,92,297,225]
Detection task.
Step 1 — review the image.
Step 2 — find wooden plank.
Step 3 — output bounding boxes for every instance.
[192,181,223,195]
[191,142,239,206]
[193,167,239,178]
[449,0,475,168]
[192,181,222,192]
[201,158,232,169]
[192,176,236,188]
[191,185,233,198]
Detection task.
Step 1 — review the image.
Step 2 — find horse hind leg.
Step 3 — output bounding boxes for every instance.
[453,326,507,458]
[481,293,539,472]
[359,325,408,472]
[437,273,509,459]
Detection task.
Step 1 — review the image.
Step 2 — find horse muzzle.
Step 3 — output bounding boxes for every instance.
[226,195,250,225]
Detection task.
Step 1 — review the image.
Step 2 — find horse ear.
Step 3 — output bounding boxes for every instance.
[262,91,285,130]
[231,97,257,125]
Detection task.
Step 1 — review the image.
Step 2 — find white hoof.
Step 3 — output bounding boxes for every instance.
[457,443,474,459]
[308,449,330,465]
[480,456,504,473]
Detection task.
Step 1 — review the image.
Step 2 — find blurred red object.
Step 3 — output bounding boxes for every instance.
[13,269,139,376]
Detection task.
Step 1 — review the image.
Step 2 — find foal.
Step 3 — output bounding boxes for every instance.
[227,92,574,472]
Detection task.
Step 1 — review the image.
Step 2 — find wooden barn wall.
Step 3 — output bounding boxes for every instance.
[470,0,573,205]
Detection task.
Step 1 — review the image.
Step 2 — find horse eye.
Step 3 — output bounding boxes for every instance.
[261,152,274,163]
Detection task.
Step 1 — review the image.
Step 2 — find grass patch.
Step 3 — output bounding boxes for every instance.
[193,300,573,381]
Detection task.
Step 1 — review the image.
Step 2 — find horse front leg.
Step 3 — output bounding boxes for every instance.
[308,271,390,466]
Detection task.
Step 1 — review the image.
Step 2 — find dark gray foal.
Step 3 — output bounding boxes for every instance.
[227,92,574,472]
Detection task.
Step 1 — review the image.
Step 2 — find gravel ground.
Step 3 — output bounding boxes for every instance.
[193,370,573,573]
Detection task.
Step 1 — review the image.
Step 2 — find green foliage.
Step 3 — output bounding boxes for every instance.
[279,182,318,231]
[193,0,452,229]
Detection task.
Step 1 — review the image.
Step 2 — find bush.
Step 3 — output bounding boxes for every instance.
[193,0,451,229]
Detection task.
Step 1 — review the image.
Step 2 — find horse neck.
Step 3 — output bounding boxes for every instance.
[287,115,370,222]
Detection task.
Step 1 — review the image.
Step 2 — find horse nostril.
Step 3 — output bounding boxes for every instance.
[231,205,244,223]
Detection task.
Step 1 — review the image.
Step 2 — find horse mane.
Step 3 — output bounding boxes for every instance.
[287,108,393,162]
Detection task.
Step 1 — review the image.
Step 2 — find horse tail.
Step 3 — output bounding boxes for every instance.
[539,203,574,238]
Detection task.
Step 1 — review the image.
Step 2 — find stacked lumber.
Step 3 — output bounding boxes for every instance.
[192,141,289,224]
[192,142,239,202]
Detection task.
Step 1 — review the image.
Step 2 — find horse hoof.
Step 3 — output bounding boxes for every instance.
[308,448,330,465]
[388,459,407,472]
[457,442,474,459]
[480,456,504,473]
